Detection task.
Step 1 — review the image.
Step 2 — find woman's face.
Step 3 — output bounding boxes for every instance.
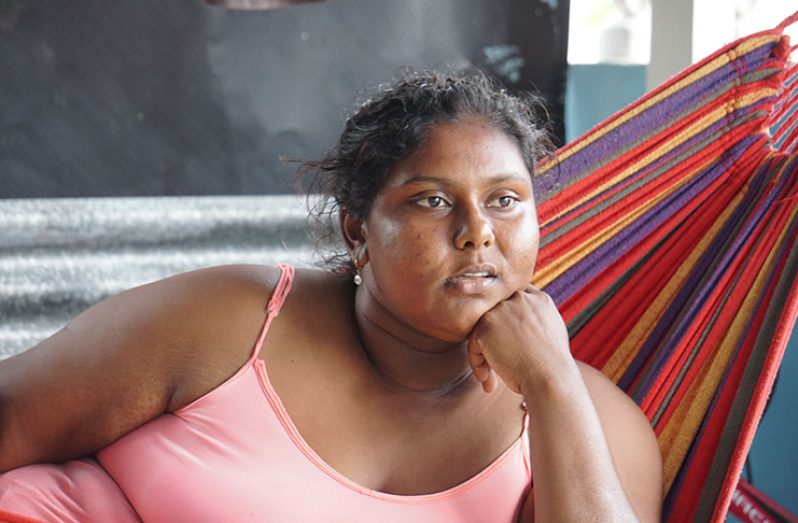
[352,118,539,342]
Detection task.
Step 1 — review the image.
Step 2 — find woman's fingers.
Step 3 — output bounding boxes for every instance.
[482,369,498,393]
[472,363,498,393]
[467,338,489,379]
[468,334,498,393]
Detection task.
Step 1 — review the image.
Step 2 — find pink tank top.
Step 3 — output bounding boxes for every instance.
[1,265,531,522]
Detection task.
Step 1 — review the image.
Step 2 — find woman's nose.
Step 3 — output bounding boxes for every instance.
[454,206,495,250]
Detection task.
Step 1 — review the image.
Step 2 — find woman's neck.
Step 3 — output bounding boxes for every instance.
[353,291,476,398]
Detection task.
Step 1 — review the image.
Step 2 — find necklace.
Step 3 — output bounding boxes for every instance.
[357,336,476,397]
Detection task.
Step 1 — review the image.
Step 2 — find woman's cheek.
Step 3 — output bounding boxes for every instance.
[507,224,539,279]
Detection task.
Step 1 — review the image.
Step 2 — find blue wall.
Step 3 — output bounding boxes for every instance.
[564,64,647,143]
[565,63,798,516]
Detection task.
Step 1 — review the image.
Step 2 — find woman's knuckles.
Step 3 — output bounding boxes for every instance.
[467,287,572,392]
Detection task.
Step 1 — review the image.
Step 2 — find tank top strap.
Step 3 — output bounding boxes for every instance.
[521,409,531,482]
[250,264,295,361]
[267,264,295,314]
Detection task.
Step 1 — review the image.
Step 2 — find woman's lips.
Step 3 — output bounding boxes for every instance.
[445,271,498,293]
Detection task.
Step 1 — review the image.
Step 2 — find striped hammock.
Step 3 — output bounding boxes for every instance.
[532,12,798,522]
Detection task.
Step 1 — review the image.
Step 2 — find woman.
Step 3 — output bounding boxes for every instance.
[0,72,663,522]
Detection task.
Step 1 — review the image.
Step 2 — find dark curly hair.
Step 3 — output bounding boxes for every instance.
[302,69,554,271]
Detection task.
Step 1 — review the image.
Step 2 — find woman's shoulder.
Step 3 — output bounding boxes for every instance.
[172,263,343,297]
[153,263,284,298]
[575,361,664,508]
[575,361,652,432]
[157,264,351,395]
[287,267,353,304]
[102,263,285,345]
[142,264,340,405]
[258,266,355,347]
[133,264,337,325]
[575,360,662,462]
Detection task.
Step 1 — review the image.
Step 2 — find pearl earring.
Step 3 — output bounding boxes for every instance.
[352,257,363,286]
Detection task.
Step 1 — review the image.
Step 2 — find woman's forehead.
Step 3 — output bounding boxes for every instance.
[385,121,529,183]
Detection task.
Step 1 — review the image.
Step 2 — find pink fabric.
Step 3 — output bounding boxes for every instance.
[0,459,140,523]
[1,264,531,522]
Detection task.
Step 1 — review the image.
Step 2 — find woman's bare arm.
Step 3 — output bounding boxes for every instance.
[578,363,663,520]
[468,287,662,522]
[0,264,280,472]
[517,362,662,522]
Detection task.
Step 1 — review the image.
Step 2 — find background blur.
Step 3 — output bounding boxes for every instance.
[0,0,795,517]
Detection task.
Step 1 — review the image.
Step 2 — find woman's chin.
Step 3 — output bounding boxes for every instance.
[422,310,486,343]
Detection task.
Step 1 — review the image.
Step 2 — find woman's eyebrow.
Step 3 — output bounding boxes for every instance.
[398,175,454,187]
[399,173,528,187]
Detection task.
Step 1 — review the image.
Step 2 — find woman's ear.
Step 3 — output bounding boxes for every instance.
[339,209,368,263]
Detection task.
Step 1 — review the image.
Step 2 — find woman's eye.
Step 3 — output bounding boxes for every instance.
[488,195,519,208]
[416,196,449,208]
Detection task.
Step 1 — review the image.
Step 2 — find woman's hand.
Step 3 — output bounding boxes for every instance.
[467,285,573,394]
